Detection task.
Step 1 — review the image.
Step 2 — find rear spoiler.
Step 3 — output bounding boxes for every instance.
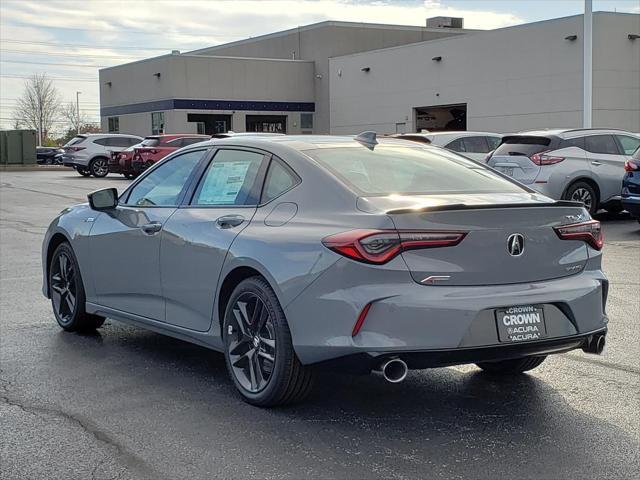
[386,200,583,215]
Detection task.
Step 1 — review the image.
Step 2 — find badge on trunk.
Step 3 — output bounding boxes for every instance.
[507,233,525,256]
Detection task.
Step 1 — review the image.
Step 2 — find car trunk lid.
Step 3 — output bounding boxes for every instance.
[358,193,590,286]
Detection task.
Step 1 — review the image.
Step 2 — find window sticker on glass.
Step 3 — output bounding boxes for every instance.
[197,160,253,204]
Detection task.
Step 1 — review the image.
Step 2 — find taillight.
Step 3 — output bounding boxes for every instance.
[530,150,564,166]
[67,146,85,152]
[554,220,603,250]
[322,229,467,264]
[624,159,640,172]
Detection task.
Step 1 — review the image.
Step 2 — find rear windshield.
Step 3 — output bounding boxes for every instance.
[305,145,525,196]
[65,136,86,146]
[141,138,160,147]
[493,136,552,157]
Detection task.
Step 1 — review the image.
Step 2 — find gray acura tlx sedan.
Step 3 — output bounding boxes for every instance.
[42,133,608,406]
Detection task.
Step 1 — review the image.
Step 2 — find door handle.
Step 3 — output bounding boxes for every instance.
[216,215,245,229]
[141,222,162,235]
[591,161,602,166]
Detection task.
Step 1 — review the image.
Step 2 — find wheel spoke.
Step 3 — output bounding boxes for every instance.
[259,336,275,349]
[233,304,249,336]
[51,283,65,294]
[64,291,76,312]
[249,300,263,332]
[257,350,274,362]
[246,350,258,390]
[59,255,67,280]
[253,354,265,388]
[254,306,268,335]
[229,336,251,356]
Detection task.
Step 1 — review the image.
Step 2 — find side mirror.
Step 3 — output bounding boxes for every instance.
[88,188,118,211]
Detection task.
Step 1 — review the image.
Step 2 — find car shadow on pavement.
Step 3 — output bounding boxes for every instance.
[47,322,639,479]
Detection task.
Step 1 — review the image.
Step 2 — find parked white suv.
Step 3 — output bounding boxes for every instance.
[62,134,142,177]
[394,131,503,162]
[486,129,640,215]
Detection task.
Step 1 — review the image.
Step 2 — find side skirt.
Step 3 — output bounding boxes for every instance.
[86,302,223,352]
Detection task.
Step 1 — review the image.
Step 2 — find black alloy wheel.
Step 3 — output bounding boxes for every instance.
[226,292,277,393]
[49,243,105,331]
[223,277,314,407]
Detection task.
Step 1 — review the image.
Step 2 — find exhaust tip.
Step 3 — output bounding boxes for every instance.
[582,334,606,355]
[381,358,408,383]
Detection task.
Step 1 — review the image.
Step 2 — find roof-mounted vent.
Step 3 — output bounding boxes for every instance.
[426,16,463,29]
[354,131,378,150]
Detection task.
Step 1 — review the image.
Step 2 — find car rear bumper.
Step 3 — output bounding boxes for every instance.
[315,327,607,372]
[621,194,640,218]
[285,258,608,365]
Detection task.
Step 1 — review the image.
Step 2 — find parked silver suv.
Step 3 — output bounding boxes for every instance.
[487,129,640,214]
[62,133,142,177]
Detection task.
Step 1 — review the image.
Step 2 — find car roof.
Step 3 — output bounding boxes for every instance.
[197,134,434,153]
[82,133,143,138]
[515,128,638,139]
[403,131,501,137]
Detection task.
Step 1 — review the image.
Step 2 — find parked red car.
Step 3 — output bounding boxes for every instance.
[108,140,145,178]
[130,134,210,173]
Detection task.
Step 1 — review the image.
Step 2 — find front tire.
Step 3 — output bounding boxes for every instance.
[49,243,105,332]
[563,181,598,215]
[76,166,91,177]
[223,277,314,407]
[476,355,546,374]
[89,157,109,177]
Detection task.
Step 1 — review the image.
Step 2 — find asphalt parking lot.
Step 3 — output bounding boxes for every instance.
[1,169,639,480]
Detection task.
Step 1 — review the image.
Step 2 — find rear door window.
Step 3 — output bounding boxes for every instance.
[182,137,208,147]
[191,149,265,206]
[93,138,110,146]
[445,138,465,152]
[65,136,86,146]
[462,136,490,153]
[585,135,620,155]
[493,136,553,157]
[615,135,640,155]
[486,136,502,151]
[560,137,586,149]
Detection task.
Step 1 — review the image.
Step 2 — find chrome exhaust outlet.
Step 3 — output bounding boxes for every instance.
[379,358,408,383]
[582,334,606,355]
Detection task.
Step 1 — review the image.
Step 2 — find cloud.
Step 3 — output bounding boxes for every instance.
[1,0,524,128]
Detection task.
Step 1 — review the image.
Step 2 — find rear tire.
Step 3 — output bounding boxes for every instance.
[124,172,137,180]
[476,356,546,374]
[223,276,314,407]
[49,243,105,332]
[563,181,598,215]
[89,157,109,177]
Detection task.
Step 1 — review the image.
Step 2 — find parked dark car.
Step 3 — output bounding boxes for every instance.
[36,146,64,165]
[622,147,640,223]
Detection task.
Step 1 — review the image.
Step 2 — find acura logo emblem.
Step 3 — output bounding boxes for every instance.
[507,233,525,256]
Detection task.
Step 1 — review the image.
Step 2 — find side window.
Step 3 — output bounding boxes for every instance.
[166,139,183,148]
[93,138,109,146]
[486,136,502,151]
[125,150,204,207]
[615,135,640,155]
[462,136,490,153]
[561,137,586,149]
[128,137,141,147]
[151,112,165,135]
[585,135,620,155]
[445,138,465,152]
[262,158,299,203]
[110,137,132,147]
[192,149,264,206]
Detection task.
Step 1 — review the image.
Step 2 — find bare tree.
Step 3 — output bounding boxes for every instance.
[59,102,87,134]
[12,73,61,145]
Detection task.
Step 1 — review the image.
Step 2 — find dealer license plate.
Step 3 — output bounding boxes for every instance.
[495,305,547,343]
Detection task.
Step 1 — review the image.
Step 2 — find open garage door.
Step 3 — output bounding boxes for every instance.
[414,104,467,132]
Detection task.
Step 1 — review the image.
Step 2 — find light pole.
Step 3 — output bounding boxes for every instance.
[76,91,81,134]
[583,0,592,128]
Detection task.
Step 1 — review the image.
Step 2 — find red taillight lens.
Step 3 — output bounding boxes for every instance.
[68,146,86,152]
[624,159,640,172]
[554,220,603,250]
[322,229,467,264]
[530,150,564,166]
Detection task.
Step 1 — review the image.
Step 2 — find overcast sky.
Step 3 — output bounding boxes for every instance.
[1,0,638,131]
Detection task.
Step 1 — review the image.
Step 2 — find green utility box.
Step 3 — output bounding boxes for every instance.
[0,130,37,165]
